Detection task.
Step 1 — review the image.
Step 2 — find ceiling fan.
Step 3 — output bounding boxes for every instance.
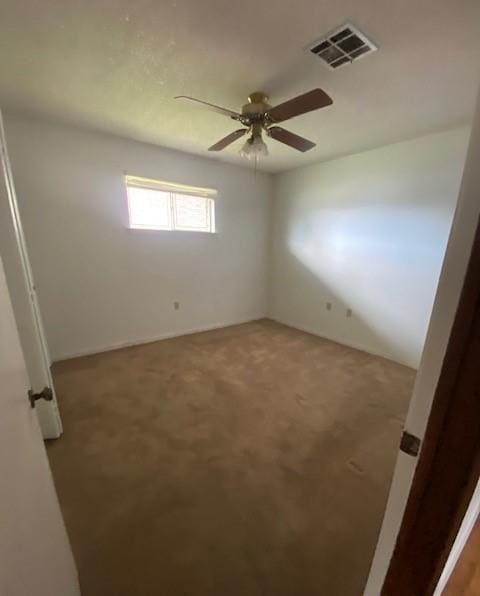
[174,89,333,159]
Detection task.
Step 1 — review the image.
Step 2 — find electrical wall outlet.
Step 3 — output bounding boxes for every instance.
[174,301,180,310]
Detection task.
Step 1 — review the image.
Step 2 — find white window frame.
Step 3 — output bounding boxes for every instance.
[125,175,217,233]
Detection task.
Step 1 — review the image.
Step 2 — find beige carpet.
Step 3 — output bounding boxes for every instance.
[47,319,415,596]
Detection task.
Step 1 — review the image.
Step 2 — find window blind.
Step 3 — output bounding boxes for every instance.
[125,175,217,200]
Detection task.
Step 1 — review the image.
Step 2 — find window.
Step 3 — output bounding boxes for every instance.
[125,175,216,233]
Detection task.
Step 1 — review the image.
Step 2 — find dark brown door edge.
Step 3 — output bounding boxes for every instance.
[382,215,480,596]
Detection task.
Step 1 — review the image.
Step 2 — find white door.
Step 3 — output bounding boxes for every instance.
[0,112,62,439]
[0,253,80,596]
[364,87,480,593]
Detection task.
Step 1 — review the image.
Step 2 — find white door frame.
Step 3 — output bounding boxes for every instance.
[0,111,62,439]
[364,85,480,594]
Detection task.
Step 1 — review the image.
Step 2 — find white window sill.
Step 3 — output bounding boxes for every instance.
[126,226,218,236]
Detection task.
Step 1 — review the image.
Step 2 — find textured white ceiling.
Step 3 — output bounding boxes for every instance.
[0,0,479,172]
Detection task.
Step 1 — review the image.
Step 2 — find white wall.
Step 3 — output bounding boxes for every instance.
[269,128,470,368]
[4,114,470,368]
[4,114,272,361]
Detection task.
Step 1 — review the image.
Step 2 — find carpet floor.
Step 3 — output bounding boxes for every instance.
[47,319,415,596]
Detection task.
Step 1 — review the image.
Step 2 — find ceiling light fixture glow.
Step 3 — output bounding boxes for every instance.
[239,135,269,159]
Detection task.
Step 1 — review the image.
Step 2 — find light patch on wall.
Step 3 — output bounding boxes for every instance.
[287,205,451,363]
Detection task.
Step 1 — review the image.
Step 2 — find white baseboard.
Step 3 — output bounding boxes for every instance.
[54,316,414,369]
[267,315,413,368]
[54,317,264,362]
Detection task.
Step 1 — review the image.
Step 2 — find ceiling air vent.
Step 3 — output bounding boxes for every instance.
[308,23,377,70]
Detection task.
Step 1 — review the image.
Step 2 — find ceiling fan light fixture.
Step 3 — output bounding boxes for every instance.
[177,88,330,155]
[239,135,269,159]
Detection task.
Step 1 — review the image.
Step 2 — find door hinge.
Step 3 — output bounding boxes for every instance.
[28,386,53,409]
[400,430,421,457]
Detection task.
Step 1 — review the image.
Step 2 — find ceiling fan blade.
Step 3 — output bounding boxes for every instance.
[267,88,333,123]
[175,96,242,120]
[208,129,247,151]
[268,127,316,152]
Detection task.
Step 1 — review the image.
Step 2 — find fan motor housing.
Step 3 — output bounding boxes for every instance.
[242,91,271,120]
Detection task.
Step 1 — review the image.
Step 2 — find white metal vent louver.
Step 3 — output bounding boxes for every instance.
[308,23,377,70]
